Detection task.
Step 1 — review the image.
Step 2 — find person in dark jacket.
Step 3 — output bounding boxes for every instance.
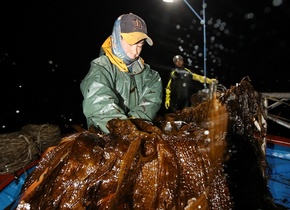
[165,55,218,112]
[80,13,163,133]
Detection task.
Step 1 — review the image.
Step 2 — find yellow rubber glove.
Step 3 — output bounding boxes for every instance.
[211,79,219,84]
[165,88,171,109]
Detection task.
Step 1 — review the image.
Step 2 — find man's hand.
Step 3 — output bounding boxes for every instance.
[211,79,219,84]
[165,99,170,109]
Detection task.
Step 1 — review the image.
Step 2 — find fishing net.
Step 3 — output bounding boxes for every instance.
[0,124,61,174]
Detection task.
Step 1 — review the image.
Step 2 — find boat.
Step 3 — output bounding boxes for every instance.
[263,92,290,209]
[266,135,290,208]
[0,161,38,210]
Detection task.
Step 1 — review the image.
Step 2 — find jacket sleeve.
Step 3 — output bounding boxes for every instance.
[127,68,163,121]
[80,62,128,134]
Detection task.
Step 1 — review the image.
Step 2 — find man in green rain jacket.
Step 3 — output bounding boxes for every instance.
[80,13,163,134]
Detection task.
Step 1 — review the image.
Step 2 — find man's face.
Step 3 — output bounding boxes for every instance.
[121,37,144,60]
[174,59,184,68]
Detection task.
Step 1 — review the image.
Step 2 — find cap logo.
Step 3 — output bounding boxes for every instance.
[133,19,143,30]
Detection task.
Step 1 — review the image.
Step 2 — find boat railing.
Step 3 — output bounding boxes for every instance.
[262,92,290,131]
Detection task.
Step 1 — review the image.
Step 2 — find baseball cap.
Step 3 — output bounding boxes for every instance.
[173,55,183,62]
[120,13,153,46]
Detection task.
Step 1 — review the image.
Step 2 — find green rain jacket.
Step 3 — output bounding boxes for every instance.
[80,37,163,133]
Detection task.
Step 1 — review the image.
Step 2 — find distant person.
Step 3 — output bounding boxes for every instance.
[80,13,163,134]
[165,55,218,112]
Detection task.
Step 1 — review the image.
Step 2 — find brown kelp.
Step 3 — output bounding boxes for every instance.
[16,78,286,210]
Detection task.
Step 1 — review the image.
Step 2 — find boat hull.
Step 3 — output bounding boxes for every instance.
[266,135,290,209]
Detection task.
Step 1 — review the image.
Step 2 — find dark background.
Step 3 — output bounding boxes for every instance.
[1,0,289,137]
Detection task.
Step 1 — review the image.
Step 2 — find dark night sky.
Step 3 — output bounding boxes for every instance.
[1,0,289,136]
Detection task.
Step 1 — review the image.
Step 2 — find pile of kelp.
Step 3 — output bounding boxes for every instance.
[16,78,287,210]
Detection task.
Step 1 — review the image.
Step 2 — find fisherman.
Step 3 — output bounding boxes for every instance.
[80,13,163,134]
[165,55,218,112]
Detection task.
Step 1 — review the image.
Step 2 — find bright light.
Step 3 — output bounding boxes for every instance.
[163,0,174,2]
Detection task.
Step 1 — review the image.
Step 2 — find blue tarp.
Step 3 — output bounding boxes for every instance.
[266,143,290,209]
[0,166,36,210]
